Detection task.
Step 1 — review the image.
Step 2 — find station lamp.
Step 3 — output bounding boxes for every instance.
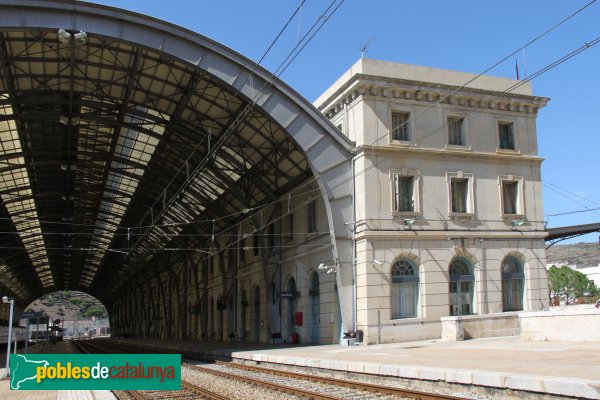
[511,218,528,228]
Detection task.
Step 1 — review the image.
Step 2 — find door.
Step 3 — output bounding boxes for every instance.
[310,272,320,343]
[253,286,260,342]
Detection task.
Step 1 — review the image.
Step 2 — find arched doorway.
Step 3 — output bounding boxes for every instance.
[208,297,214,340]
[390,258,419,319]
[309,272,320,343]
[217,295,224,341]
[449,257,474,316]
[287,278,297,337]
[502,256,525,311]
[253,286,261,342]
[240,289,247,341]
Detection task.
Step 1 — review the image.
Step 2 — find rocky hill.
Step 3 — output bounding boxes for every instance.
[546,242,600,268]
[23,291,109,332]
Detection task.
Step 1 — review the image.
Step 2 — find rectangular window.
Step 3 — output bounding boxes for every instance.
[393,175,414,212]
[451,178,468,213]
[498,122,515,149]
[448,117,464,145]
[307,200,317,233]
[391,112,410,141]
[502,181,518,214]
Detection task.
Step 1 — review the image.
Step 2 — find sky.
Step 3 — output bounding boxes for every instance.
[87,0,600,244]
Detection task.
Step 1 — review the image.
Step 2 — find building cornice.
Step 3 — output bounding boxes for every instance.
[355,229,548,241]
[356,144,544,165]
[318,74,549,119]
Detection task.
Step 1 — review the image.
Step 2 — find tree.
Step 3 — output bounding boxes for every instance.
[547,265,593,302]
[84,306,106,319]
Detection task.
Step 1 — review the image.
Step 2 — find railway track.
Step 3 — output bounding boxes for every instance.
[72,339,467,400]
[118,381,228,400]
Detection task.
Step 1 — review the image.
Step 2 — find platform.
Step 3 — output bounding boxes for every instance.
[114,335,600,399]
[0,340,117,400]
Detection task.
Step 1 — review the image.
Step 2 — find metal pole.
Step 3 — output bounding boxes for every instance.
[5,299,14,378]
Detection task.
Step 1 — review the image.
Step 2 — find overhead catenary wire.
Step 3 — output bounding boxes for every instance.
[376,0,597,148]
[546,207,600,218]
[124,1,597,236]
[322,33,600,200]
[2,2,591,291]
[3,2,586,238]
[113,1,348,275]
[543,181,600,218]
[94,31,600,269]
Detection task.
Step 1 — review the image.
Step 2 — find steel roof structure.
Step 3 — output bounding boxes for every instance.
[0,0,355,319]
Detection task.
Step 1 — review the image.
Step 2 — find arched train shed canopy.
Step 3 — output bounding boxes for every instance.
[0,0,354,308]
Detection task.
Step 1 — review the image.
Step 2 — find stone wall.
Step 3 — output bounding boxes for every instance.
[441,313,520,341]
[520,308,600,342]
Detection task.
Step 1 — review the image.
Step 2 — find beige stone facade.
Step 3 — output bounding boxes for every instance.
[161,59,551,346]
[315,59,550,344]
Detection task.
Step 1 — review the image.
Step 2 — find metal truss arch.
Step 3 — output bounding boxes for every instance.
[0,0,356,335]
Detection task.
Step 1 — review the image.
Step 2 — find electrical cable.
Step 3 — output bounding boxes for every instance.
[124,0,346,263]
[323,33,600,199]
[374,0,597,147]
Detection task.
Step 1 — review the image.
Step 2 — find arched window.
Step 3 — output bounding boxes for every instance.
[390,258,419,319]
[502,256,524,311]
[449,257,474,316]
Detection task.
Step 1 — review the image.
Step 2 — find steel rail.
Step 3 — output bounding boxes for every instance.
[73,339,468,400]
[185,362,340,400]
[209,360,466,400]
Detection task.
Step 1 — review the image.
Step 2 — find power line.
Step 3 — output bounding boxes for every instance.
[113,1,348,280]
[325,32,600,198]
[543,182,600,218]
[546,207,600,217]
[378,0,597,148]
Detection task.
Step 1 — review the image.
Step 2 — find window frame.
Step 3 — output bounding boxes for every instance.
[390,168,421,216]
[496,118,520,153]
[390,257,420,319]
[445,114,469,148]
[446,171,475,218]
[501,255,525,312]
[389,109,412,143]
[498,174,525,218]
[449,256,475,316]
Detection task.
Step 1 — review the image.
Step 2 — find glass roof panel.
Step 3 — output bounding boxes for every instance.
[0,96,53,287]
[80,106,167,286]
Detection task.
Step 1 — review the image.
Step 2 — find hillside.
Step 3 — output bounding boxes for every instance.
[546,242,600,268]
[23,291,109,333]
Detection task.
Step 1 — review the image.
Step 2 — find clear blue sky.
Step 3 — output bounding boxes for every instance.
[88,0,600,244]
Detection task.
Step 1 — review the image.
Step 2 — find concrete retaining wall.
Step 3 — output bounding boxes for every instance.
[520,308,600,341]
[441,313,520,341]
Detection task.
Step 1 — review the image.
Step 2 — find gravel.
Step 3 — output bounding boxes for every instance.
[184,361,413,399]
